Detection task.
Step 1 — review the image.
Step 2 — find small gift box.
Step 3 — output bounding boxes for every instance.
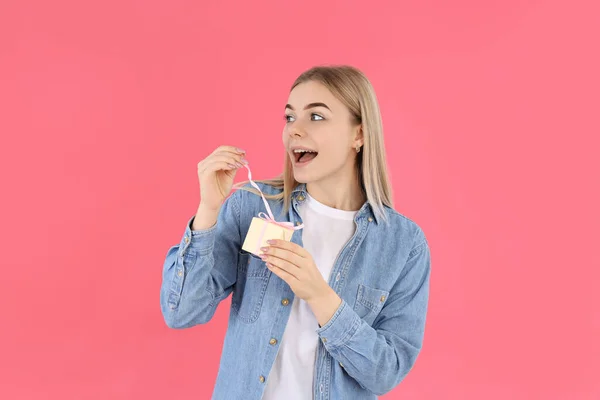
[237,163,303,257]
[242,217,295,256]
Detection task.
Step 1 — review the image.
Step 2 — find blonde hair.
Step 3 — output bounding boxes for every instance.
[234,65,393,222]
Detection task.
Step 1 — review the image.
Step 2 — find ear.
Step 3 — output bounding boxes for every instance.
[353,124,364,148]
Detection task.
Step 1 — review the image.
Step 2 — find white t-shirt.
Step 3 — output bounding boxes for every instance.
[261,192,357,400]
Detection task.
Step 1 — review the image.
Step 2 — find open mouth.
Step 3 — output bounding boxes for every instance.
[293,149,318,165]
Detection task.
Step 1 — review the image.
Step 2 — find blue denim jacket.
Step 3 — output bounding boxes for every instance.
[160,182,431,399]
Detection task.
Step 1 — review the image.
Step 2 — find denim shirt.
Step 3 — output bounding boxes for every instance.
[160,182,431,400]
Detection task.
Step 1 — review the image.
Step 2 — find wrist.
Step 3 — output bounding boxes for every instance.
[308,286,342,327]
[309,285,336,305]
[198,202,221,214]
[192,204,220,230]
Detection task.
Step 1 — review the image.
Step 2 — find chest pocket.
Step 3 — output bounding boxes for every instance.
[353,283,390,326]
[231,251,271,324]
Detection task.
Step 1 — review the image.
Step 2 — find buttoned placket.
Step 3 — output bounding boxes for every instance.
[289,187,377,399]
[291,188,374,400]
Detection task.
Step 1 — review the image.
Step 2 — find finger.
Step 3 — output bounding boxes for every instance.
[199,149,247,172]
[260,246,304,266]
[202,152,247,168]
[212,145,246,157]
[209,154,248,169]
[212,150,247,166]
[200,159,238,174]
[264,256,300,279]
[267,262,298,283]
[266,239,309,258]
[199,155,246,173]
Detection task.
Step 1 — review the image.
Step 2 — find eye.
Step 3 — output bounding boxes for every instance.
[284,114,295,123]
[311,113,324,121]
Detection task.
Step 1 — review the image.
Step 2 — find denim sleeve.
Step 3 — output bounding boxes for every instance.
[160,191,242,329]
[315,239,431,396]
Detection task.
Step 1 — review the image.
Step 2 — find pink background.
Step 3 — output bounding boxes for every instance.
[1,0,598,399]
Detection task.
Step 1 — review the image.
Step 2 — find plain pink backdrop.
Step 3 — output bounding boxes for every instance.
[1,0,598,399]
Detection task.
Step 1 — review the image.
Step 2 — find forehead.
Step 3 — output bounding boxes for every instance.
[287,81,341,109]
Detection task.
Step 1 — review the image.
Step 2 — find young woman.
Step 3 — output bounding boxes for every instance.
[160,65,431,400]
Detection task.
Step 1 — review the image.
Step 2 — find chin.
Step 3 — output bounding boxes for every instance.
[292,172,311,184]
[291,156,334,184]
[291,167,321,184]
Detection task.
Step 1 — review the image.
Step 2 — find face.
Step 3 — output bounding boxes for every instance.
[282,80,362,184]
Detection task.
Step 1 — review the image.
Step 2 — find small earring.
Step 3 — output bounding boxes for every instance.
[355,145,361,153]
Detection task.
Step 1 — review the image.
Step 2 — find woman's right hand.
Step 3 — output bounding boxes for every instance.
[197,145,247,212]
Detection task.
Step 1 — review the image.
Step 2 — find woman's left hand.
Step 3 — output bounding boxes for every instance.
[259,239,330,303]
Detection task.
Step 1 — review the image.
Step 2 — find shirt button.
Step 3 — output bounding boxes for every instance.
[269,338,278,345]
[177,270,183,277]
[281,298,290,306]
[184,236,190,243]
[335,272,340,281]
[297,195,305,201]
[339,362,344,368]
[322,337,327,343]
[319,383,324,393]
[380,295,386,302]
[259,375,265,383]
[368,217,373,222]
[296,221,302,226]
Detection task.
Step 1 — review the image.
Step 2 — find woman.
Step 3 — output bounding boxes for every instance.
[160,65,431,399]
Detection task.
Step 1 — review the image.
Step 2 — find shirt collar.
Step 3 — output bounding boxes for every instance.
[291,183,380,224]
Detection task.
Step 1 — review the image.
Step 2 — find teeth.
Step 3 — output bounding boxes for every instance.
[293,149,316,153]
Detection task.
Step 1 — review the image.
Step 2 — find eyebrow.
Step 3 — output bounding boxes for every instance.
[285,102,331,111]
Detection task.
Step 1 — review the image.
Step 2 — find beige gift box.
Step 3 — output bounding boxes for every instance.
[242,217,295,256]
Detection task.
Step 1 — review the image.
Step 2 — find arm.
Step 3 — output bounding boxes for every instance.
[315,240,431,395]
[159,190,242,329]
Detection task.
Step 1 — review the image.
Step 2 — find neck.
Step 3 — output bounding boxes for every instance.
[306,166,366,211]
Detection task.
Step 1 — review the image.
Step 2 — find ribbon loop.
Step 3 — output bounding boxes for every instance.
[239,164,304,231]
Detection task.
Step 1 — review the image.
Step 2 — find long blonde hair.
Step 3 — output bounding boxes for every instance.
[234,65,393,222]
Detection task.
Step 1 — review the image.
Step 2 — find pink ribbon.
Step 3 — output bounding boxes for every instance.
[241,163,304,232]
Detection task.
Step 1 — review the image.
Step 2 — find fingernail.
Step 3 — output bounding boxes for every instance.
[241,159,248,165]
[260,247,269,252]
[267,240,275,245]
[227,163,236,169]
[237,148,246,154]
[235,162,244,168]
[260,254,268,260]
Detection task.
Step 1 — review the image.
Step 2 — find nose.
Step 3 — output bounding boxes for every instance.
[287,124,305,138]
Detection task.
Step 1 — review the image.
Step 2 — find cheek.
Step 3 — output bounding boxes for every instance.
[317,142,344,166]
[319,138,354,164]
[319,129,347,152]
[282,128,289,144]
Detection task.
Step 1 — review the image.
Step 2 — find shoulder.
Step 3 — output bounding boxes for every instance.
[232,181,283,200]
[228,181,285,215]
[252,181,284,196]
[380,206,429,254]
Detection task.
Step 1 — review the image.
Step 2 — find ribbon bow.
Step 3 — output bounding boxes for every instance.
[241,163,304,231]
